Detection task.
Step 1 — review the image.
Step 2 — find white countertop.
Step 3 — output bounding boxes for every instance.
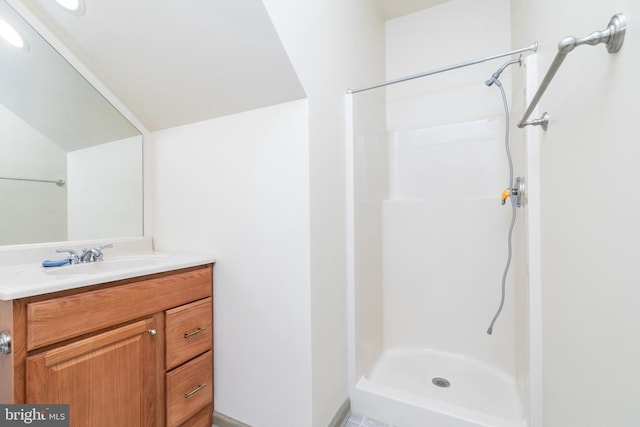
[0,237,215,300]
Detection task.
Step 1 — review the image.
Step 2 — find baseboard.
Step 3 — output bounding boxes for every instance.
[213,412,252,427]
[329,398,351,427]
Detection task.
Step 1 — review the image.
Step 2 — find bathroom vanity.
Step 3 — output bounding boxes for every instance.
[0,241,214,427]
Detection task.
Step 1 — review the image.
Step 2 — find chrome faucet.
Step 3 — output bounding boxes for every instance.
[79,244,113,263]
[56,248,80,265]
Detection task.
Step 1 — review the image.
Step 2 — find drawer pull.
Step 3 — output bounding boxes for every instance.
[184,383,207,399]
[183,327,206,339]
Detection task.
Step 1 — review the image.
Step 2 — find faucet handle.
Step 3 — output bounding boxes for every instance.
[56,248,79,264]
[94,244,113,262]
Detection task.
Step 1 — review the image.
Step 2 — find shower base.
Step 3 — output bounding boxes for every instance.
[351,348,526,427]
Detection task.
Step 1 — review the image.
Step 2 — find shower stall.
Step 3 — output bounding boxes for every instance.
[346,5,542,426]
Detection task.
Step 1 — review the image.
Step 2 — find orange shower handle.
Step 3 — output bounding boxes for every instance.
[501,189,511,205]
[500,178,526,207]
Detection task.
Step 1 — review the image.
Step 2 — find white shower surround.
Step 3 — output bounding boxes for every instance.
[383,119,515,369]
[346,1,541,426]
[349,117,528,427]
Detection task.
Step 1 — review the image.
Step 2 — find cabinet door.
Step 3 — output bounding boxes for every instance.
[26,317,161,427]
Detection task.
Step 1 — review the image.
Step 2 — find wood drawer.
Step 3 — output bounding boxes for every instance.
[177,404,213,427]
[166,297,213,370]
[166,350,213,427]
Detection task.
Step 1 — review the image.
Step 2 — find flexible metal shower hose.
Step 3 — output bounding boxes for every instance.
[486,77,517,335]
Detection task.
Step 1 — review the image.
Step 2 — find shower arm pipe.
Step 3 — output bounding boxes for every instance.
[346,42,538,94]
[0,176,65,187]
[518,13,626,129]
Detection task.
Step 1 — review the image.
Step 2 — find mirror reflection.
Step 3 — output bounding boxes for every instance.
[0,0,142,245]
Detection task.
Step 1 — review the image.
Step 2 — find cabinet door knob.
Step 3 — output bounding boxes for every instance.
[0,331,11,355]
[148,329,157,336]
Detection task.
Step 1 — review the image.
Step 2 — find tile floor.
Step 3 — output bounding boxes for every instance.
[343,412,394,427]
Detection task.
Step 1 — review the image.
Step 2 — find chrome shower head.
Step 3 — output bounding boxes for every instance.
[485,56,522,86]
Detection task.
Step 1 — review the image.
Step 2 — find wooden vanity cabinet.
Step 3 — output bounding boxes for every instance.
[6,263,214,427]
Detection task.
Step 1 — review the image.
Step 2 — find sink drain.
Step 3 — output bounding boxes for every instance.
[432,377,451,388]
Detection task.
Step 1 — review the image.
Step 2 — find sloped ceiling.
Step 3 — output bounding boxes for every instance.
[15,0,306,132]
[376,0,451,20]
[4,0,448,135]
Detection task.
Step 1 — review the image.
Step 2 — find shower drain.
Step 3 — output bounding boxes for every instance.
[431,377,451,388]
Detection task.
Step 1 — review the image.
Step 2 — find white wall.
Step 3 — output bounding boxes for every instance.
[512,2,640,426]
[152,2,385,425]
[262,2,385,425]
[0,104,67,244]
[152,100,311,427]
[67,136,143,240]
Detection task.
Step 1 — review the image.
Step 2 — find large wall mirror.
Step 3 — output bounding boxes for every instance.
[0,0,142,245]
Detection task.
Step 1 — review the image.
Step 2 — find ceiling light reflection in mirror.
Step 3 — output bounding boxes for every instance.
[0,0,143,246]
[0,16,27,49]
[54,0,85,16]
